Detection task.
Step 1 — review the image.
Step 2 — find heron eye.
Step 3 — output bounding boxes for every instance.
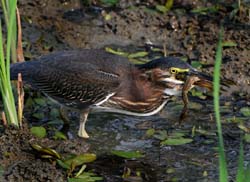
[170,67,189,74]
[170,67,178,74]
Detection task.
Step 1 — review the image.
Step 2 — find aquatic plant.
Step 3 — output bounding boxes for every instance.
[214,27,228,182]
[0,0,19,126]
[214,27,250,182]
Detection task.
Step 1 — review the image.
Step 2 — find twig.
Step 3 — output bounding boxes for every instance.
[163,44,167,57]
[16,7,25,62]
[17,73,24,127]
[1,111,7,127]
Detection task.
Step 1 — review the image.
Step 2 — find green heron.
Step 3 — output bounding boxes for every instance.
[10,49,213,138]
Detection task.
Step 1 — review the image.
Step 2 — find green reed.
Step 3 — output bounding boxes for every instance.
[214,27,250,182]
[0,0,19,126]
[213,27,228,182]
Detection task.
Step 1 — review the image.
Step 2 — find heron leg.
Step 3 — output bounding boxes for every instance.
[78,110,90,138]
[59,106,70,136]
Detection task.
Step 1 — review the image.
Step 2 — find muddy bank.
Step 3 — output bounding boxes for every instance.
[0,122,89,182]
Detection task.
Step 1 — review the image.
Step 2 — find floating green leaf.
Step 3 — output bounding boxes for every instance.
[196,129,216,136]
[50,108,59,118]
[31,144,61,159]
[166,168,175,174]
[128,51,148,59]
[34,98,47,106]
[30,126,47,138]
[146,128,155,137]
[169,104,184,112]
[191,6,218,14]
[128,58,149,64]
[161,138,193,146]
[203,140,215,145]
[188,102,203,110]
[101,0,119,6]
[153,130,187,141]
[63,153,97,167]
[203,171,208,177]
[57,159,71,169]
[53,131,67,140]
[240,107,250,117]
[244,134,250,143]
[76,172,103,180]
[153,130,168,140]
[68,171,103,182]
[237,123,250,133]
[170,132,186,138]
[156,5,168,13]
[105,47,128,56]
[122,167,131,178]
[165,0,174,11]
[104,13,112,21]
[222,41,237,47]
[220,105,232,113]
[75,164,87,178]
[32,112,45,119]
[191,61,203,69]
[143,7,158,14]
[25,97,33,108]
[226,117,244,123]
[111,150,144,159]
[190,89,206,99]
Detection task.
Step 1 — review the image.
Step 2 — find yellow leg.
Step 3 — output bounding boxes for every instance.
[60,106,70,123]
[59,106,70,132]
[78,110,90,138]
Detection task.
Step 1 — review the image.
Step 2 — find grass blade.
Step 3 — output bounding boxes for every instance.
[0,0,19,126]
[213,27,228,182]
[236,142,244,182]
[244,165,250,182]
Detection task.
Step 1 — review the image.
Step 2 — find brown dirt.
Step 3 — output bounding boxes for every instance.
[18,0,250,95]
[0,122,89,182]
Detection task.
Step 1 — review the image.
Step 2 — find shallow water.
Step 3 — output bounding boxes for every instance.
[57,98,249,181]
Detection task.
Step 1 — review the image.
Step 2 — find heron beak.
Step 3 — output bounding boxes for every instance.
[162,68,213,93]
[161,66,233,96]
[189,71,213,91]
[188,70,234,91]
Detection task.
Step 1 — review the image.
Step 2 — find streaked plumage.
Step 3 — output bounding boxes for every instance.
[10,49,212,138]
